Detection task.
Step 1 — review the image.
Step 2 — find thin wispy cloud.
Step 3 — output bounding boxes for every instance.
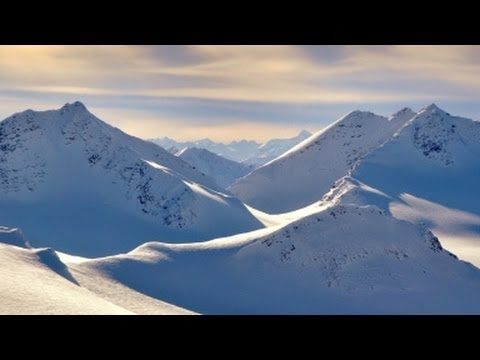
[0,45,478,141]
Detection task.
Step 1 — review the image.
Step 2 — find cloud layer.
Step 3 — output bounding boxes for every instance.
[0,45,478,141]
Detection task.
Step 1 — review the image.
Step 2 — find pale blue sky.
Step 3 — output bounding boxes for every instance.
[0,45,479,141]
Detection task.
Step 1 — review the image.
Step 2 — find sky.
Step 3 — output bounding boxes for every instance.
[0,45,479,142]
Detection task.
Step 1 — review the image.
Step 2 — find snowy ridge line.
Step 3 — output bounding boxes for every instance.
[64,180,480,314]
[229,107,416,213]
[175,147,255,188]
[0,102,262,256]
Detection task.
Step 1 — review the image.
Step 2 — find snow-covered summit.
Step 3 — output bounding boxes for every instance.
[388,103,480,166]
[60,100,88,112]
[344,104,480,265]
[390,107,415,117]
[389,107,416,125]
[0,101,221,194]
[422,103,443,113]
[0,103,262,256]
[229,108,414,213]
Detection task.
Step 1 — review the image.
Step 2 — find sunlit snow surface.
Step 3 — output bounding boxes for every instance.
[0,102,262,256]
[63,197,480,314]
[1,103,480,314]
[0,229,194,314]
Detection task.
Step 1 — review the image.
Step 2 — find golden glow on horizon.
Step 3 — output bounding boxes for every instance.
[91,107,312,143]
[0,45,478,141]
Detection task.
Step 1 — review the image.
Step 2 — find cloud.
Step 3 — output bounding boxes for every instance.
[0,45,479,141]
[2,45,479,104]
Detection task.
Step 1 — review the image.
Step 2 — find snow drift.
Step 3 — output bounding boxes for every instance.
[67,183,480,314]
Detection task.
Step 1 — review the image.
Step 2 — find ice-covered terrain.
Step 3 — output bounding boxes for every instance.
[0,102,262,256]
[231,104,480,267]
[176,147,255,188]
[150,130,312,166]
[229,108,416,212]
[2,102,480,314]
[351,104,480,265]
[64,183,480,314]
[4,182,480,314]
[0,227,193,314]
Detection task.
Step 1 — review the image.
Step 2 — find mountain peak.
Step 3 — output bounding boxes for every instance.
[0,103,261,256]
[336,110,385,126]
[345,110,379,119]
[389,107,416,124]
[414,104,451,122]
[392,107,414,116]
[297,129,312,138]
[60,101,88,113]
[422,103,445,114]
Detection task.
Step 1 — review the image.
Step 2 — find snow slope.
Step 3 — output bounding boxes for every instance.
[70,187,480,314]
[230,104,480,265]
[0,226,194,314]
[0,102,262,256]
[150,130,312,166]
[351,104,480,265]
[0,242,130,314]
[176,147,255,188]
[229,108,416,213]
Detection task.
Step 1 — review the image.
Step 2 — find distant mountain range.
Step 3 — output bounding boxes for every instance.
[149,129,312,166]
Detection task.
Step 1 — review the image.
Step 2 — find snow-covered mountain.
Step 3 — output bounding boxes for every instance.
[64,183,480,314]
[150,130,312,166]
[230,104,480,267]
[351,104,480,265]
[0,102,262,256]
[4,172,480,314]
[3,101,480,315]
[176,147,255,188]
[229,108,416,212]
